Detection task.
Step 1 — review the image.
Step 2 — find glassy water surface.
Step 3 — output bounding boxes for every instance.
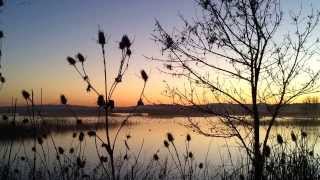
[1,115,319,171]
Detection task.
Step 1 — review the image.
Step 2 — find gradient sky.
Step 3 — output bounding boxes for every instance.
[0,0,319,106]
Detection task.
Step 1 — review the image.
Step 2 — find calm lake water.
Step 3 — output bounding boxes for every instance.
[1,115,319,173]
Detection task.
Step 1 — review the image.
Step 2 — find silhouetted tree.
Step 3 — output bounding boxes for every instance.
[152,0,320,179]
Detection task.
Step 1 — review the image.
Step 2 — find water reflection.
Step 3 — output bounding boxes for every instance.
[0,116,319,170]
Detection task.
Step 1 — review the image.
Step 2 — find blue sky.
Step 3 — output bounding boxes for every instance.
[0,0,319,106]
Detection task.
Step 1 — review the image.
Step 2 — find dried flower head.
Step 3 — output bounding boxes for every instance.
[79,131,84,142]
[37,137,43,145]
[108,100,115,109]
[0,76,5,83]
[167,132,174,142]
[0,31,3,39]
[276,134,283,145]
[72,132,77,138]
[137,98,144,106]
[97,95,105,107]
[60,94,67,105]
[153,154,159,161]
[87,130,96,137]
[186,134,191,141]
[199,163,203,169]
[140,70,148,82]
[58,147,64,154]
[291,131,297,142]
[100,156,108,163]
[22,90,30,100]
[264,145,271,158]
[69,148,74,154]
[164,140,169,148]
[301,131,307,138]
[98,31,106,45]
[67,56,76,65]
[2,115,8,121]
[77,53,85,63]
[166,64,172,70]
[22,118,29,124]
[119,35,131,50]
[86,84,92,92]
[188,152,193,159]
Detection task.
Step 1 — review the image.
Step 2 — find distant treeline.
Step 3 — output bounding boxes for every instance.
[0,103,319,117]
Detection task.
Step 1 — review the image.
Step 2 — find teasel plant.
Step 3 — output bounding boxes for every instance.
[64,29,148,180]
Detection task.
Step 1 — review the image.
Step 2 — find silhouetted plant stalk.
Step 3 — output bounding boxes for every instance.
[65,29,148,180]
[0,1,5,91]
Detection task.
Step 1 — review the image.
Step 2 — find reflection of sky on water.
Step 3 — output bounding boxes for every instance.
[1,116,320,174]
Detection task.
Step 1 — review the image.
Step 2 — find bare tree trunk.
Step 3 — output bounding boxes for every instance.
[253,85,263,180]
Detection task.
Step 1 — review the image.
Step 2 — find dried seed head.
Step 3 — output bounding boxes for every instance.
[164,140,169,148]
[166,64,172,70]
[301,131,307,138]
[291,131,297,142]
[0,31,3,38]
[97,95,105,107]
[98,31,106,45]
[186,134,191,141]
[140,70,148,82]
[276,134,283,145]
[67,56,76,65]
[58,147,64,154]
[119,35,131,50]
[115,75,122,83]
[167,132,174,142]
[37,137,43,145]
[264,145,271,158]
[72,132,77,138]
[199,163,203,169]
[0,76,5,83]
[137,98,144,106]
[153,154,159,161]
[22,118,29,124]
[2,115,8,121]
[309,151,314,156]
[77,53,85,63]
[108,100,115,109]
[86,84,91,92]
[79,131,84,142]
[188,152,193,159]
[69,148,74,154]
[100,156,108,163]
[22,90,30,100]
[87,131,96,137]
[60,94,67,105]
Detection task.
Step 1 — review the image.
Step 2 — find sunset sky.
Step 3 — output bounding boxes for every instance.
[0,0,319,106]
